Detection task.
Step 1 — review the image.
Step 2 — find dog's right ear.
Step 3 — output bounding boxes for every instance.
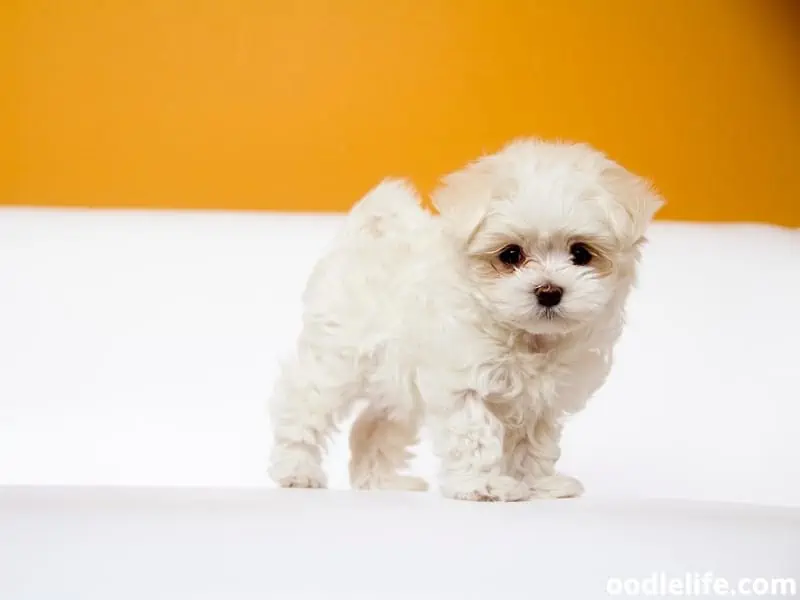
[432,153,515,241]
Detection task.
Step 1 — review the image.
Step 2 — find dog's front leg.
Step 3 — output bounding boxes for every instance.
[428,391,531,502]
[504,412,584,499]
[504,347,612,498]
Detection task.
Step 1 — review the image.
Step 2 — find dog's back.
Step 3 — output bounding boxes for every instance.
[300,179,436,343]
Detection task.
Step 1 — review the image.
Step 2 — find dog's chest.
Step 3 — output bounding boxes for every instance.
[483,348,578,413]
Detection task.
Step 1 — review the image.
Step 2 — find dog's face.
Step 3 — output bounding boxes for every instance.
[433,139,663,334]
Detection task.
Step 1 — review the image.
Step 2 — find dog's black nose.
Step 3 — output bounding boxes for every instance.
[535,284,563,307]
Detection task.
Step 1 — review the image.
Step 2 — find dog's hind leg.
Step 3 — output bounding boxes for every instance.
[349,405,428,492]
[268,348,361,489]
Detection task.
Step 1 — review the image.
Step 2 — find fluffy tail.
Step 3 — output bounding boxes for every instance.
[345,178,431,237]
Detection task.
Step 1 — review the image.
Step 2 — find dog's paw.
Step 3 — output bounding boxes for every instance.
[353,474,429,492]
[396,475,430,492]
[442,474,531,502]
[276,473,327,489]
[269,447,327,489]
[529,474,584,499]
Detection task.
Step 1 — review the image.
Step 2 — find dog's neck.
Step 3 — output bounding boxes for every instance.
[494,327,568,355]
[521,332,562,354]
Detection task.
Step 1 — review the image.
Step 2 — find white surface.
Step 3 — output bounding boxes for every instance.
[1,208,799,599]
[1,486,799,600]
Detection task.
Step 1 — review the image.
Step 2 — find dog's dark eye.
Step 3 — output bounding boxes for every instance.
[498,244,525,266]
[569,243,593,266]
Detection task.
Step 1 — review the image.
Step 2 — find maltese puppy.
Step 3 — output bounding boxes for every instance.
[268,138,662,501]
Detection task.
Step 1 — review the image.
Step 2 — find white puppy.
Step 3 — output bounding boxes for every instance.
[268,138,662,501]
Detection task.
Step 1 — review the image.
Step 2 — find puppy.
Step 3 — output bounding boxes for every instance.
[268,138,662,501]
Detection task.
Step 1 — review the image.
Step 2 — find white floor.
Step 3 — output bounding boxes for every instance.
[1,208,799,599]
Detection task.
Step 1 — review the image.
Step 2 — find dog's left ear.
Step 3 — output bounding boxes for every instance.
[432,153,515,241]
[601,163,664,246]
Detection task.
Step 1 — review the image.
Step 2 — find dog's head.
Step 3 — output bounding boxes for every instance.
[433,139,663,335]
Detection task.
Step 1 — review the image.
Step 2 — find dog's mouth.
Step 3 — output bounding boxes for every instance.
[538,307,562,321]
[532,305,583,332]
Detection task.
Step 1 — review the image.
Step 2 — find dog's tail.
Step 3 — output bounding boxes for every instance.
[345,178,432,237]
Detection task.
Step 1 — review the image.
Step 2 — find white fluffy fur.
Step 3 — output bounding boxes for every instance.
[268,138,662,501]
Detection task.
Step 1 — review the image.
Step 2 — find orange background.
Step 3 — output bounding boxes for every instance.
[2,0,799,225]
